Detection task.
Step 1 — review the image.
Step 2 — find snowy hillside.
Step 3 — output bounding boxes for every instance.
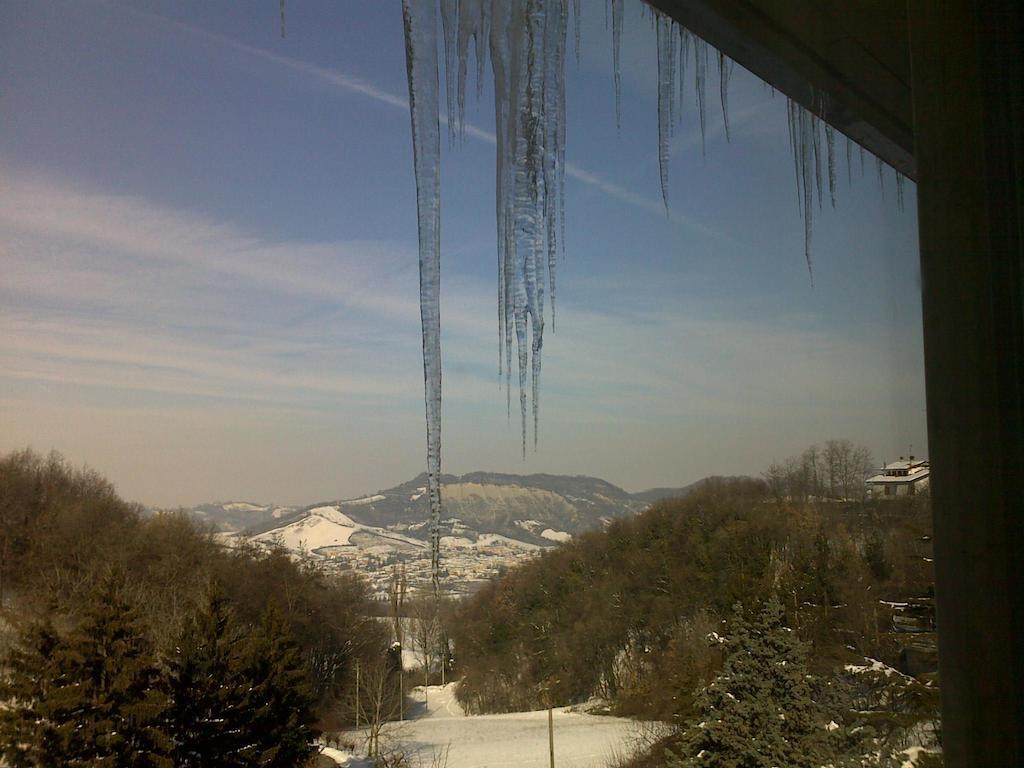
[169,473,710,594]
[325,684,659,768]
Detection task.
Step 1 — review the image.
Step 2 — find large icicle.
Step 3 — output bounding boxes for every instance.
[611,0,624,130]
[440,0,461,145]
[400,4,911,576]
[718,50,732,140]
[655,13,675,210]
[483,0,566,453]
[693,36,709,154]
[401,0,443,597]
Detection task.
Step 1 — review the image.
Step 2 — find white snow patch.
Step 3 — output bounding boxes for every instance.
[223,502,266,512]
[253,512,355,552]
[844,657,912,681]
[309,506,359,526]
[440,535,476,548]
[541,528,572,543]
[476,533,542,551]
[348,684,655,768]
[341,494,386,506]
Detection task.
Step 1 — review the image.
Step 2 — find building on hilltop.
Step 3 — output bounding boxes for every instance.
[866,456,930,498]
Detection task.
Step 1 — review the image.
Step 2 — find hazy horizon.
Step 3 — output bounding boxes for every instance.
[1,1,926,508]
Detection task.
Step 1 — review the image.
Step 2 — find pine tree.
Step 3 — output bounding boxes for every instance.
[236,606,317,767]
[0,575,172,767]
[165,587,250,768]
[0,616,61,768]
[668,597,833,768]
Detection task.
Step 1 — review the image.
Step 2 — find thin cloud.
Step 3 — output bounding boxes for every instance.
[124,5,730,240]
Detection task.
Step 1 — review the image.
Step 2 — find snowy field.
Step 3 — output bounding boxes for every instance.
[324,684,657,768]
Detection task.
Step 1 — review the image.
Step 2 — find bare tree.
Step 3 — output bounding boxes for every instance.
[354,651,404,760]
[765,440,874,502]
[407,590,441,706]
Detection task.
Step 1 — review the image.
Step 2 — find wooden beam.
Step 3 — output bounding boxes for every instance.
[645,0,916,179]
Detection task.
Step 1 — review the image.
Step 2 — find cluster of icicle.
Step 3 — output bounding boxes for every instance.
[786,93,906,280]
[399,0,905,594]
[403,0,571,593]
[649,9,729,210]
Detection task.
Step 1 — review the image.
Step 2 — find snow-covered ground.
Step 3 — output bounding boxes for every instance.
[325,684,654,768]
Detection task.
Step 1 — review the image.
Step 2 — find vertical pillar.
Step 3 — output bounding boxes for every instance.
[907,1,1024,764]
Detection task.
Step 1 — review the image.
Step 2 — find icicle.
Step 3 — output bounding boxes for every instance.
[611,0,624,131]
[718,50,733,141]
[787,99,802,211]
[845,135,853,187]
[401,0,443,597]
[483,0,565,451]
[656,13,675,211]
[800,108,814,281]
[678,27,690,123]
[441,0,460,144]
[896,171,906,212]
[825,123,836,207]
[876,156,886,198]
[456,0,489,132]
[279,0,286,38]
[811,113,822,211]
[859,145,866,175]
[786,98,814,282]
[572,0,581,64]
[693,37,708,155]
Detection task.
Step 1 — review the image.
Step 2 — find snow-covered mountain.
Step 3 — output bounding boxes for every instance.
[171,472,698,549]
[159,473,702,594]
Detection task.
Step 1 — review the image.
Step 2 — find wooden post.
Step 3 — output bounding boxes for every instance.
[548,704,555,768]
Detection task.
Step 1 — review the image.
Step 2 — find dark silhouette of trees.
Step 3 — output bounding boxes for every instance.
[0,571,171,768]
[0,449,390,761]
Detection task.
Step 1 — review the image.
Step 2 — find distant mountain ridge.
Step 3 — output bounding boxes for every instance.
[164,472,701,547]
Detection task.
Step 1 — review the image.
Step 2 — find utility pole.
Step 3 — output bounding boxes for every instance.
[539,679,557,768]
[548,704,555,768]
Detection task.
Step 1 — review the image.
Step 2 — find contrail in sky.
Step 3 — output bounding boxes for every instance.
[126,4,730,240]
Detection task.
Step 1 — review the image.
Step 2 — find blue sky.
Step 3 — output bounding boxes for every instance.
[0,1,926,506]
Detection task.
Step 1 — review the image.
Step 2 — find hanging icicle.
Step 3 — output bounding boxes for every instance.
[440,0,461,146]
[399,0,911,594]
[611,0,624,131]
[718,50,733,141]
[655,12,675,210]
[401,0,443,597]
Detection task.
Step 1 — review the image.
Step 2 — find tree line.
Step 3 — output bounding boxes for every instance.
[0,449,396,766]
[449,443,940,765]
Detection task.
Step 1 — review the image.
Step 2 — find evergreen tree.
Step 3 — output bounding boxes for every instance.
[0,616,61,768]
[668,597,833,768]
[0,575,171,767]
[236,606,317,767]
[165,587,251,768]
